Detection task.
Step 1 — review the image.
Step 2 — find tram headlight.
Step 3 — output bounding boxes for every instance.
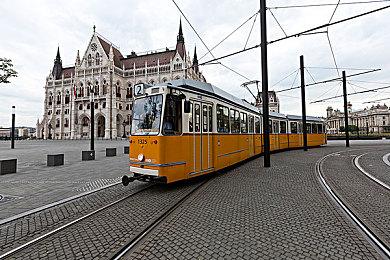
[138,153,144,162]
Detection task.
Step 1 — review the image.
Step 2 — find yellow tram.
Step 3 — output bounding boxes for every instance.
[122,79,327,184]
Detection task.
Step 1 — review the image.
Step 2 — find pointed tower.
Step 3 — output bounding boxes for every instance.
[75,50,81,67]
[176,19,186,59]
[192,46,199,74]
[52,47,63,80]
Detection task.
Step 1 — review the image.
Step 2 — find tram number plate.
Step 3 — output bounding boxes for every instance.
[138,139,147,144]
[134,83,145,96]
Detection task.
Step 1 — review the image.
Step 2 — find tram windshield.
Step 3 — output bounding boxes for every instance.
[131,95,163,135]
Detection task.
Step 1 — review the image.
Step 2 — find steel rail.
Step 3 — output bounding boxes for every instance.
[382,153,390,167]
[0,181,121,226]
[316,151,390,259]
[111,178,212,260]
[0,185,153,259]
[355,153,390,191]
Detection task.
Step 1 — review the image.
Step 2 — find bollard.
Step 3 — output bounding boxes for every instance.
[106,148,116,157]
[82,150,95,161]
[124,146,129,154]
[47,154,64,166]
[0,159,17,175]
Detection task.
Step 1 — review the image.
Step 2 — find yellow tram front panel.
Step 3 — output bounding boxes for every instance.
[129,135,188,183]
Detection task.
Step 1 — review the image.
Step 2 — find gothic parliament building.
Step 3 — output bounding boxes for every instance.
[37,21,206,139]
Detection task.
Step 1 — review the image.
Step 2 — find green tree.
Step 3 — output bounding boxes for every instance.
[0,58,18,84]
[339,126,345,132]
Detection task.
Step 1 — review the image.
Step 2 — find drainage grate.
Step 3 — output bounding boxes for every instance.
[0,194,23,204]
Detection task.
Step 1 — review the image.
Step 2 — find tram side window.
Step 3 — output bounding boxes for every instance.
[249,116,254,133]
[318,124,323,134]
[269,120,273,134]
[240,112,248,133]
[189,102,193,132]
[298,123,303,133]
[217,104,229,133]
[306,123,312,134]
[280,121,287,134]
[255,117,261,134]
[273,121,279,134]
[230,109,240,133]
[162,94,182,135]
[312,124,318,134]
[203,105,208,132]
[195,104,200,132]
[290,122,298,134]
[208,106,213,132]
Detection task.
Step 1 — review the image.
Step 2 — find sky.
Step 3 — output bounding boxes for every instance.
[1,0,390,127]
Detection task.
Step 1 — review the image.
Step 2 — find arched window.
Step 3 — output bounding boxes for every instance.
[48,92,53,105]
[86,81,91,96]
[149,79,155,85]
[64,118,69,127]
[56,118,60,128]
[96,53,100,65]
[162,78,168,83]
[116,81,121,98]
[65,91,70,104]
[126,114,131,125]
[57,92,61,105]
[103,79,107,95]
[80,82,84,97]
[83,117,89,126]
[126,83,132,98]
[94,80,99,95]
[88,54,92,66]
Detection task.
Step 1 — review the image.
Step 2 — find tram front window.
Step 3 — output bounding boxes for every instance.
[162,94,182,135]
[131,95,163,135]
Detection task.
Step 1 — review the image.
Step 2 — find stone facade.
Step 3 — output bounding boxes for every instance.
[37,22,205,139]
[255,91,280,113]
[326,103,390,134]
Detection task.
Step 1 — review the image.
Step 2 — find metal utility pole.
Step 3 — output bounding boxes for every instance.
[357,118,359,139]
[342,71,350,147]
[260,0,270,167]
[11,106,15,149]
[367,121,369,136]
[300,55,308,151]
[90,91,95,151]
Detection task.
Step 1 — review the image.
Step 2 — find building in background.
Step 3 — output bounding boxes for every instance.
[255,91,280,113]
[37,21,205,140]
[326,103,390,134]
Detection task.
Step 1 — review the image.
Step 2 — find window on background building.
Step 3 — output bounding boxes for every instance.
[56,119,60,127]
[96,53,100,65]
[65,91,70,104]
[103,102,106,108]
[79,104,83,110]
[127,84,132,98]
[64,118,69,127]
[95,103,98,109]
[88,54,92,66]
[57,92,61,105]
[87,104,90,109]
[83,118,89,126]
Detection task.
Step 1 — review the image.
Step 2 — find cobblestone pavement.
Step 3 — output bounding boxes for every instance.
[358,150,390,185]
[126,141,390,259]
[0,140,134,219]
[322,146,390,253]
[0,181,150,255]
[4,180,205,259]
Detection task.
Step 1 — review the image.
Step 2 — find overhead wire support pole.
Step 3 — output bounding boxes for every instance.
[260,0,271,167]
[343,71,350,147]
[300,56,308,151]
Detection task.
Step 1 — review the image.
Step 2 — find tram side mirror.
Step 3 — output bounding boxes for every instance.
[179,93,186,100]
[184,100,191,113]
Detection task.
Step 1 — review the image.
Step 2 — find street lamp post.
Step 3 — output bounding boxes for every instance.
[122,120,126,138]
[11,106,15,149]
[48,124,52,140]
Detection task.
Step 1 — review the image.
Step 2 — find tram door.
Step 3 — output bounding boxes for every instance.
[249,116,255,156]
[192,102,214,174]
[273,121,280,150]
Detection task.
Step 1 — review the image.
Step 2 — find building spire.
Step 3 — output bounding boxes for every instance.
[52,46,63,80]
[75,50,80,66]
[177,18,184,43]
[193,45,198,65]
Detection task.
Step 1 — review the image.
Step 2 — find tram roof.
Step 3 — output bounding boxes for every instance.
[287,115,324,122]
[161,79,259,113]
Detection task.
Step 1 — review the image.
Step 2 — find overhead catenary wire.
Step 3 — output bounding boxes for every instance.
[268,0,390,9]
[268,8,288,37]
[198,5,390,67]
[275,69,380,93]
[244,12,259,50]
[310,85,390,103]
[171,0,252,81]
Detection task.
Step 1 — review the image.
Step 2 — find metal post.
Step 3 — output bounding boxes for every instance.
[122,120,126,138]
[91,93,95,151]
[260,0,270,167]
[110,70,113,140]
[342,71,350,147]
[300,55,308,151]
[357,118,359,139]
[367,121,369,136]
[11,106,15,149]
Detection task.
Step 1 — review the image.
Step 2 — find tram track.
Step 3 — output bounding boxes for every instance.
[0,185,153,259]
[316,150,390,259]
[110,177,212,260]
[0,177,212,259]
[355,153,390,191]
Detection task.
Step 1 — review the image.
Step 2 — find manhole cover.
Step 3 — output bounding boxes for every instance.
[0,194,23,204]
